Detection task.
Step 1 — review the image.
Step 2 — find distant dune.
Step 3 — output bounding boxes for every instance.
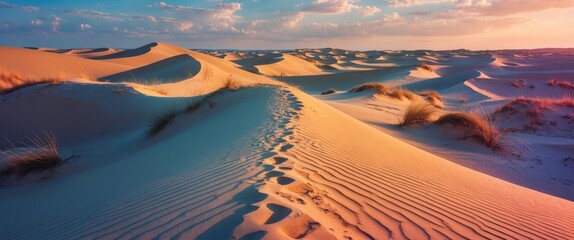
[1,43,573,239]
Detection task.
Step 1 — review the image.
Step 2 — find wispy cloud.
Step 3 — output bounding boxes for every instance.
[0,1,38,11]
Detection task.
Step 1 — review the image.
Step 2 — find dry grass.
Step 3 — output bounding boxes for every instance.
[548,79,574,89]
[512,79,526,88]
[0,68,94,94]
[222,74,241,91]
[418,90,444,108]
[146,109,177,137]
[185,101,203,114]
[399,102,437,128]
[436,110,508,152]
[0,132,62,179]
[321,88,336,95]
[494,96,574,131]
[389,88,417,100]
[417,64,433,72]
[349,82,390,95]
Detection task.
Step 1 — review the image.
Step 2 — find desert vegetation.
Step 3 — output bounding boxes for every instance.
[222,74,241,91]
[436,109,508,152]
[0,132,63,179]
[418,90,444,108]
[321,88,336,95]
[417,64,433,72]
[0,68,92,94]
[349,83,445,107]
[494,96,574,133]
[547,79,574,89]
[399,102,437,128]
[146,109,178,137]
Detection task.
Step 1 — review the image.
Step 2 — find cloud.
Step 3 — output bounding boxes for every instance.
[176,21,193,32]
[0,2,38,11]
[456,0,574,16]
[283,12,305,28]
[30,20,43,26]
[51,15,61,32]
[358,6,381,16]
[301,0,381,17]
[154,2,242,31]
[80,23,92,30]
[60,9,121,21]
[302,0,357,14]
[388,0,455,8]
[383,12,404,23]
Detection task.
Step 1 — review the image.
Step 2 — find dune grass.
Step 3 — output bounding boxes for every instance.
[436,110,508,152]
[349,82,390,95]
[0,68,94,94]
[321,88,336,95]
[222,74,241,91]
[0,132,62,179]
[417,64,433,72]
[146,109,177,137]
[418,90,444,108]
[349,83,444,108]
[548,79,574,89]
[399,102,437,128]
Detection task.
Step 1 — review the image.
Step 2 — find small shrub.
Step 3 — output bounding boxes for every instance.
[548,79,574,89]
[417,64,433,72]
[349,83,425,102]
[185,101,203,114]
[418,90,444,108]
[146,110,177,137]
[399,102,437,128]
[512,79,526,88]
[389,88,417,101]
[321,88,336,95]
[222,74,241,91]
[0,132,62,179]
[349,82,389,95]
[436,110,508,151]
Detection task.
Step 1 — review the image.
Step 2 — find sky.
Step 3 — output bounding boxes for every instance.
[0,0,573,50]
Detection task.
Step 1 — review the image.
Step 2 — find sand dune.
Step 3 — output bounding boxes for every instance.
[0,46,129,80]
[255,54,325,76]
[1,44,574,239]
[100,54,201,84]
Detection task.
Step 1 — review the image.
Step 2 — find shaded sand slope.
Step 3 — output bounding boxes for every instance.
[0,46,129,79]
[276,66,412,93]
[93,42,192,67]
[0,87,292,239]
[99,54,201,84]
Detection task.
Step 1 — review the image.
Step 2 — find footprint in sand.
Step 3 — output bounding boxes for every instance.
[280,144,294,152]
[265,171,284,178]
[264,204,292,224]
[273,156,288,164]
[276,176,295,185]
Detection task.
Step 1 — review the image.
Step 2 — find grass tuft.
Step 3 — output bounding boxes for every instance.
[547,79,574,89]
[349,82,390,95]
[0,132,63,179]
[321,88,336,95]
[222,74,241,91]
[417,64,433,72]
[418,90,444,108]
[399,102,437,128]
[436,109,508,152]
[146,110,177,137]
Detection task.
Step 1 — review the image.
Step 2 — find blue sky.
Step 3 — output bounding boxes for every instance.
[0,0,573,50]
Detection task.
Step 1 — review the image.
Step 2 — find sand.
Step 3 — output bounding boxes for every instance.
[1,43,573,239]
